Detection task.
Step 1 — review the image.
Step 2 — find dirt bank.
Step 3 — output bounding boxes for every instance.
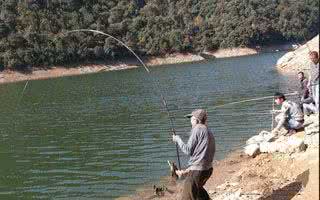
[0,44,293,85]
[207,133,319,200]
[118,111,319,200]
[117,129,318,200]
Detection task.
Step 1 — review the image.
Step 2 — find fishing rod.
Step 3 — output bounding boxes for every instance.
[271,97,275,131]
[62,29,182,169]
[13,79,30,133]
[20,80,29,102]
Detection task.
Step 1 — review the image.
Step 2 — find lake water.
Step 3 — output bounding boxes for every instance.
[0,52,297,199]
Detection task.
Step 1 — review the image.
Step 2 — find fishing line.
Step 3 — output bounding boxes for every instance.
[213,112,271,116]
[211,91,298,109]
[61,29,182,169]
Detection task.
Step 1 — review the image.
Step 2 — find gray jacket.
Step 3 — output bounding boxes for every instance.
[175,124,215,171]
[300,78,310,99]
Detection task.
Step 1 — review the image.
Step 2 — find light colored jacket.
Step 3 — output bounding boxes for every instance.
[309,63,319,86]
[275,100,303,130]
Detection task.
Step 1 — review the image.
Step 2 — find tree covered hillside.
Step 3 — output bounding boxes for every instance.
[0,0,319,70]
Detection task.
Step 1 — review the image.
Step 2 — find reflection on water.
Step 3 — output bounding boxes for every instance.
[0,52,295,199]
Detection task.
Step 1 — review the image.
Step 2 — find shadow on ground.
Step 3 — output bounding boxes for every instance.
[259,170,309,200]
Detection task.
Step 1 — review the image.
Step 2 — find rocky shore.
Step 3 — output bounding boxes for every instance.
[276,35,319,74]
[210,36,320,200]
[117,113,319,200]
[117,36,319,200]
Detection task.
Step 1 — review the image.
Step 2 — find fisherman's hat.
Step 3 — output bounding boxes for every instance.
[185,109,207,121]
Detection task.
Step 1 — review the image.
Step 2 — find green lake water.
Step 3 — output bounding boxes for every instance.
[0,52,297,199]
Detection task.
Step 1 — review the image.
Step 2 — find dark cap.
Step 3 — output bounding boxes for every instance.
[274,92,286,100]
[185,109,208,122]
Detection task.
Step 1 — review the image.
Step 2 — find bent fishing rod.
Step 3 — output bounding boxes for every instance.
[62,29,182,169]
[14,79,30,133]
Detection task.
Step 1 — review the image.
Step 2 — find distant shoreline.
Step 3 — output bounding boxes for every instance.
[0,45,293,85]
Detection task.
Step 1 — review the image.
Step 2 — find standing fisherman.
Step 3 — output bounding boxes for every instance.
[172,109,215,200]
[307,51,319,113]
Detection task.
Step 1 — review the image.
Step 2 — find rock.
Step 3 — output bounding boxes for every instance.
[303,114,319,147]
[222,189,242,200]
[304,116,319,136]
[246,135,265,145]
[244,117,319,155]
[287,136,303,146]
[230,175,242,183]
[209,188,262,200]
[217,183,227,190]
[246,131,275,145]
[261,132,276,142]
[259,142,277,153]
[251,190,261,195]
[303,114,319,126]
[276,35,319,72]
[304,133,319,147]
[208,190,217,194]
[259,136,306,154]
[244,144,260,156]
[229,182,239,187]
[305,126,319,135]
[287,136,307,153]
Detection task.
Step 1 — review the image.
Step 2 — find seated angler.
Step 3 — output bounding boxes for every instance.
[302,94,317,116]
[273,92,304,135]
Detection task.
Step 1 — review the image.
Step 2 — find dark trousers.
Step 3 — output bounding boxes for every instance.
[181,168,213,200]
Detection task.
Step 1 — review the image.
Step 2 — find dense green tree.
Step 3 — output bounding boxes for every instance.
[0,0,318,70]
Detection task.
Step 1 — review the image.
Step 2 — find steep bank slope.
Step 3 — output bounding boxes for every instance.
[276,35,319,73]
